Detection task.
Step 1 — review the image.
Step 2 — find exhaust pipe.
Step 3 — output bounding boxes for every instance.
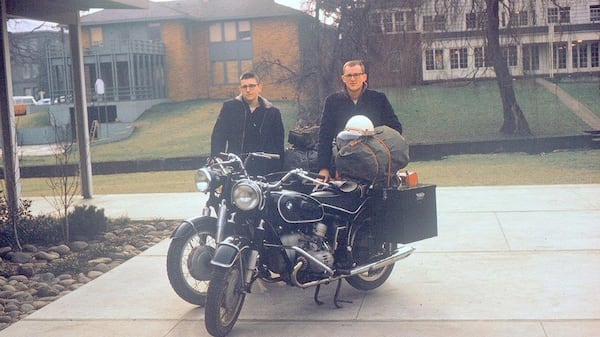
[349,245,415,276]
[290,245,415,289]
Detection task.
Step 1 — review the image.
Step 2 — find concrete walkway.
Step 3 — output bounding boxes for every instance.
[537,78,600,130]
[1,184,599,337]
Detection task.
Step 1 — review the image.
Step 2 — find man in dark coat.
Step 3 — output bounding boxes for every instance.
[317,60,403,181]
[211,72,285,175]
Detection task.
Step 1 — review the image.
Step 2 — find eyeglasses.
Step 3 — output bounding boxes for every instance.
[342,73,365,79]
[240,84,258,90]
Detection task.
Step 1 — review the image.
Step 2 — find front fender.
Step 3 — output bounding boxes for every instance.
[211,236,252,268]
[170,216,217,239]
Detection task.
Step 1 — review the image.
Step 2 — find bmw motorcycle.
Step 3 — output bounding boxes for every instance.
[203,155,437,336]
[166,152,283,305]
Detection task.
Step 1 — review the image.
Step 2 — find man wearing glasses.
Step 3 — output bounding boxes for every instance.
[316,60,403,181]
[211,72,284,175]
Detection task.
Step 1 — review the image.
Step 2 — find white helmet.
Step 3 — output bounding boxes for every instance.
[345,115,374,135]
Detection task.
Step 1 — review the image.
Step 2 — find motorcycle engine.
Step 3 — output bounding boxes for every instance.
[280,223,334,273]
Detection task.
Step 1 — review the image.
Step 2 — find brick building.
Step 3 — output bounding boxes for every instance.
[76,0,314,102]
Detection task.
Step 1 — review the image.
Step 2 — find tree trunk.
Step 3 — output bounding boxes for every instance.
[486,0,532,136]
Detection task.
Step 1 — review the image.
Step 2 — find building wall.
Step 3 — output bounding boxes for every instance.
[162,21,200,102]
[252,17,300,100]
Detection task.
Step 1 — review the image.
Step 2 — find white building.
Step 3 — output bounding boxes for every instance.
[368,0,600,83]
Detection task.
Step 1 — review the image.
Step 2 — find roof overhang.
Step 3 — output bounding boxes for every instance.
[6,0,148,24]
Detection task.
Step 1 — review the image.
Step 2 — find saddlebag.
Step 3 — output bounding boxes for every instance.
[370,184,437,244]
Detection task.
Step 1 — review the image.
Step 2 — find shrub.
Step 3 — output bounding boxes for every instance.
[0,197,34,248]
[18,215,63,246]
[68,205,108,240]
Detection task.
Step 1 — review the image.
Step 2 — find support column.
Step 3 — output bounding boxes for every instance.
[0,0,22,220]
[69,17,93,199]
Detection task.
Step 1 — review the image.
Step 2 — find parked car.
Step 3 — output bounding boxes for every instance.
[13,95,38,116]
[38,98,51,105]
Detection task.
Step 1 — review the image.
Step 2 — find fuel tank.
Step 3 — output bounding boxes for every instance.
[269,191,324,224]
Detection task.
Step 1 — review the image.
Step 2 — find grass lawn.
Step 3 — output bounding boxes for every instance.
[17,149,600,197]
[382,79,589,144]
[19,79,590,166]
[11,78,599,196]
[556,81,600,119]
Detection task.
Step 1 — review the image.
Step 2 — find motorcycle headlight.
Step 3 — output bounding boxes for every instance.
[195,168,214,192]
[232,180,263,211]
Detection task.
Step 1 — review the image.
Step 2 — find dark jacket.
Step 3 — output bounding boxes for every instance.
[211,95,284,175]
[317,88,402,171]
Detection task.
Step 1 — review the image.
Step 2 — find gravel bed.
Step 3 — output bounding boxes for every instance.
[0,221,179,331]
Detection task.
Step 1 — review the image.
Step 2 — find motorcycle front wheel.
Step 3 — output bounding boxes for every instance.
[205,261,246,337]
[346,222,394,291]
[166,221,217,305]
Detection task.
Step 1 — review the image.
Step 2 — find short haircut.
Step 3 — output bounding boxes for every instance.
[240,72,260,83]
[342,60,366,74]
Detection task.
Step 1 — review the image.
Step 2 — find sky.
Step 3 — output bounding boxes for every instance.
[274,0,303,10]
[7,0,307,32]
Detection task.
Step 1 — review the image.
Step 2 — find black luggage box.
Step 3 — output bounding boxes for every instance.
[370,184,438,244]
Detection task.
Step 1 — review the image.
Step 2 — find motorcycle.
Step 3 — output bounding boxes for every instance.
[166,152,290,305]
[203,154,438,336]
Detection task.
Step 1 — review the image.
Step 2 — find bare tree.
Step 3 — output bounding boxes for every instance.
[293,0,537,136]
[486,0,531,135]
[45,115,79,242]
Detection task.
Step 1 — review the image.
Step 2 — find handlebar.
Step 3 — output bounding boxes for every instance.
[210,152,327,190]
[267,168,329,190]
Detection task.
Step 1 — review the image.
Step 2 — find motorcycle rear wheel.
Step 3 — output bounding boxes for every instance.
[205,261,246,337]
[346,222,394,291]
[166,226,217,306]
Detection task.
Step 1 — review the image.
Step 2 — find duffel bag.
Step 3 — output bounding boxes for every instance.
[334,125,409,187]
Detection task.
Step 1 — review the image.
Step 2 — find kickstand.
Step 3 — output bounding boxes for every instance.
[313,284,324,305]
[333,279,352,308]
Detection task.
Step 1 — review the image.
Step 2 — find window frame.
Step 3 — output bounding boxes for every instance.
[474,47,492,68]
[450,48,468,69]
[591,5,600,22]
[425,48,444,70]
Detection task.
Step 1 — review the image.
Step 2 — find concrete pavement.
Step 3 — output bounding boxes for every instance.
[2,184,599,337]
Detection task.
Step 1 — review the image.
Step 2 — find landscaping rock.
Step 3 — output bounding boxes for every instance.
[0,220,178,332]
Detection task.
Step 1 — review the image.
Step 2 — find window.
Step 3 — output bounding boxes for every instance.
[369,13,383,33]
[211,60,253,85]
[572,42,588,68]
[466,12,476,29]
[550,6,570,23]
[393,12,404,32]
[553,43,567,69]
[518,10,528,26]
[371,10,415,34]
[522,45,539,71]
[450,48,468,69]
[474,47,491,68]
[383,12,393,33]
[238,21,251,40]
[548,8,558,23]
[591,5,600,22]
[90,27,103,46]
[209,24,222,42]
[147,23,162,42]
[466,11,487,29]
[209,21,251,42]
[559,7,571,23]
[224,22,237,41]
[592,42,599,67]
[425,49,444,70]
[502,46,518,67]
[423,15,445,31]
